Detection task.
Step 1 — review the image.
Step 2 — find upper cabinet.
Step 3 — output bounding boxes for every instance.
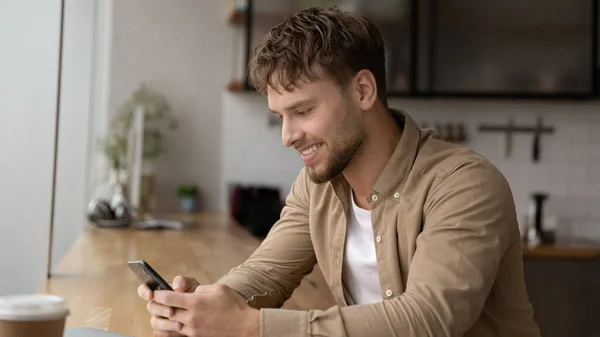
[241,0,598,99]
[417,0,597,98]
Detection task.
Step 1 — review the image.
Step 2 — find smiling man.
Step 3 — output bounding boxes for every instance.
[138,6,541,337]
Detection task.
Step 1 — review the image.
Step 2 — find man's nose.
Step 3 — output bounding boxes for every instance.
[281,118,301,148]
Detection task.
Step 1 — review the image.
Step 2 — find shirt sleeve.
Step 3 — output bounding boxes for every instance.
[259,160,518,337]
[216,168,316,309]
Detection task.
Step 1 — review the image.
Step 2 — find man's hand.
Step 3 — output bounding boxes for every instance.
[150,283,260,337]
[138,275,200,337]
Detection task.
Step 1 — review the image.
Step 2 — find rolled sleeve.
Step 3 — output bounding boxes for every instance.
[261,309,308,337]
[217,168,316,309]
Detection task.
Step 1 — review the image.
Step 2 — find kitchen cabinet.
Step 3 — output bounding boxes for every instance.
[417,0,598,98]
[524,259,600,337]
[242,0,598,99]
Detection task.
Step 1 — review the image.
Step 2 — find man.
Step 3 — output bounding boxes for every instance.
[138,6,541,337]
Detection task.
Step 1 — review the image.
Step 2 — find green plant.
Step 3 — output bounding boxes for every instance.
[177,184,199,197]
[99,83,178,170]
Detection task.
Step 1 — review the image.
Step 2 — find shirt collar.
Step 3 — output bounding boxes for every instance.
[372,109,420,200]
[330,109,421,206]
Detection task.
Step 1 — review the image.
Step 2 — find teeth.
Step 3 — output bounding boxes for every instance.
[301,144,321,156]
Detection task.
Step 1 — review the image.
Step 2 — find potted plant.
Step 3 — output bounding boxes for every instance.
[99,82,178,166]
[177,184,199,213]
[97,83,177,213]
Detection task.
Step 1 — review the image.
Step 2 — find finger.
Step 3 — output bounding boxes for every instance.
[172,276,186,292]
[153,331,182,337]
[152,316,184,337]
[150,315,182,333]
[153,331,170,337]
[154,290,189,309]
[138,283,153,301]
[151,316,184,337]
[147,300,174,318]
[179,324,196,337]
[172,276,198,292]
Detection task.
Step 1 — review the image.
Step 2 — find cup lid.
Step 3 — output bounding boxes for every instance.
[0,294,69,321]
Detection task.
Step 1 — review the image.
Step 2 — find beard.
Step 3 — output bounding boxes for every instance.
[307,108,365,184]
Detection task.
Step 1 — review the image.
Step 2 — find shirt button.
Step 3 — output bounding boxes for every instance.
[385,289,393,297]
[371,194,379,202]
[393,192,400,198]
[376,236,382,243]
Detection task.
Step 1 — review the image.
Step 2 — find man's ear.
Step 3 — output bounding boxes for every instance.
[354,69,377,111]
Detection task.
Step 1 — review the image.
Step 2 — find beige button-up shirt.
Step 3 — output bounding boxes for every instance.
[217,110,541,337]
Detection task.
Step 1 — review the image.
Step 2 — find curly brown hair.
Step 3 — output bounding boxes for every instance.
[249,6,388,107]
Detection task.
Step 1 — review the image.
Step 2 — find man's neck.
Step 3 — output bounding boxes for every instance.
[343,108,402,210]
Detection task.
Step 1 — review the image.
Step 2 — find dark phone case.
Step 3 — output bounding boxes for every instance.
[127,260,174,291]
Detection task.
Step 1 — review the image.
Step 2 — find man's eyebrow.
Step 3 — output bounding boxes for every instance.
[269,98,315,114]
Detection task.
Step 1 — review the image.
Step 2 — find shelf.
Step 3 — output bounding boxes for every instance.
[387,90,411,97]
[411,91,596,100]
[229,8,247,25]
[226,79,247,91]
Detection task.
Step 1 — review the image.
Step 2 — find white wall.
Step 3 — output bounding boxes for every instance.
[391,99,600,239]
[0,0,62,294]
[108,0,235,212]
[50,0,96,272]
[220,92,303,209]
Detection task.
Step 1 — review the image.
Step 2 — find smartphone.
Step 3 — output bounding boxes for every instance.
[127,260,174,291]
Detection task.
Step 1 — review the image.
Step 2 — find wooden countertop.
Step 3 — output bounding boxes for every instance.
[522,238,600,259]
[39,213,335,337]
[39,213,600,335]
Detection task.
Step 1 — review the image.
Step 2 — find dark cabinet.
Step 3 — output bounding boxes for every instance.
[244,0,598,99]
[417,0,597,98]
[524,259,600,337]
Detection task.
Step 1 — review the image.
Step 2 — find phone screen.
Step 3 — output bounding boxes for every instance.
[128,260,174,291]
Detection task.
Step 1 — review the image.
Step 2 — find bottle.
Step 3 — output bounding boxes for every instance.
[445,123,454,142]
[457,124,466,142]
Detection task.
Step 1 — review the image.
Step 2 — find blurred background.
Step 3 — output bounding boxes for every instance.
[1,1,599,336]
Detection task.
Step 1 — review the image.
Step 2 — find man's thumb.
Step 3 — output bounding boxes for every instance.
[172,276,186,291]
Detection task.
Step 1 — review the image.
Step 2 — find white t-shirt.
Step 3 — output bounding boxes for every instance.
[342,191,383,305]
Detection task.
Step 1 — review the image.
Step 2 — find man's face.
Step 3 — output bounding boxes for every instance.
[268,72,365,184]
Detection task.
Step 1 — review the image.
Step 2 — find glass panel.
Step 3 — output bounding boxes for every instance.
[50,0,96,273]
[416,0,433,93]
[249,0,412,93]
[431,0,593,95]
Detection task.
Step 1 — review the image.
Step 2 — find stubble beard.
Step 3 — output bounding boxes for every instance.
[307,109,365,184]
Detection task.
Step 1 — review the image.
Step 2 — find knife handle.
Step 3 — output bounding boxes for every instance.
[533,134,540,162]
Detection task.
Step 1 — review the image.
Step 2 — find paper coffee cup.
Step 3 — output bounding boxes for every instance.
[0,294,69,337]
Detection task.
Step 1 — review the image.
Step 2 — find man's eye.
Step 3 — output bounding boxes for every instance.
[297,108,312,116]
